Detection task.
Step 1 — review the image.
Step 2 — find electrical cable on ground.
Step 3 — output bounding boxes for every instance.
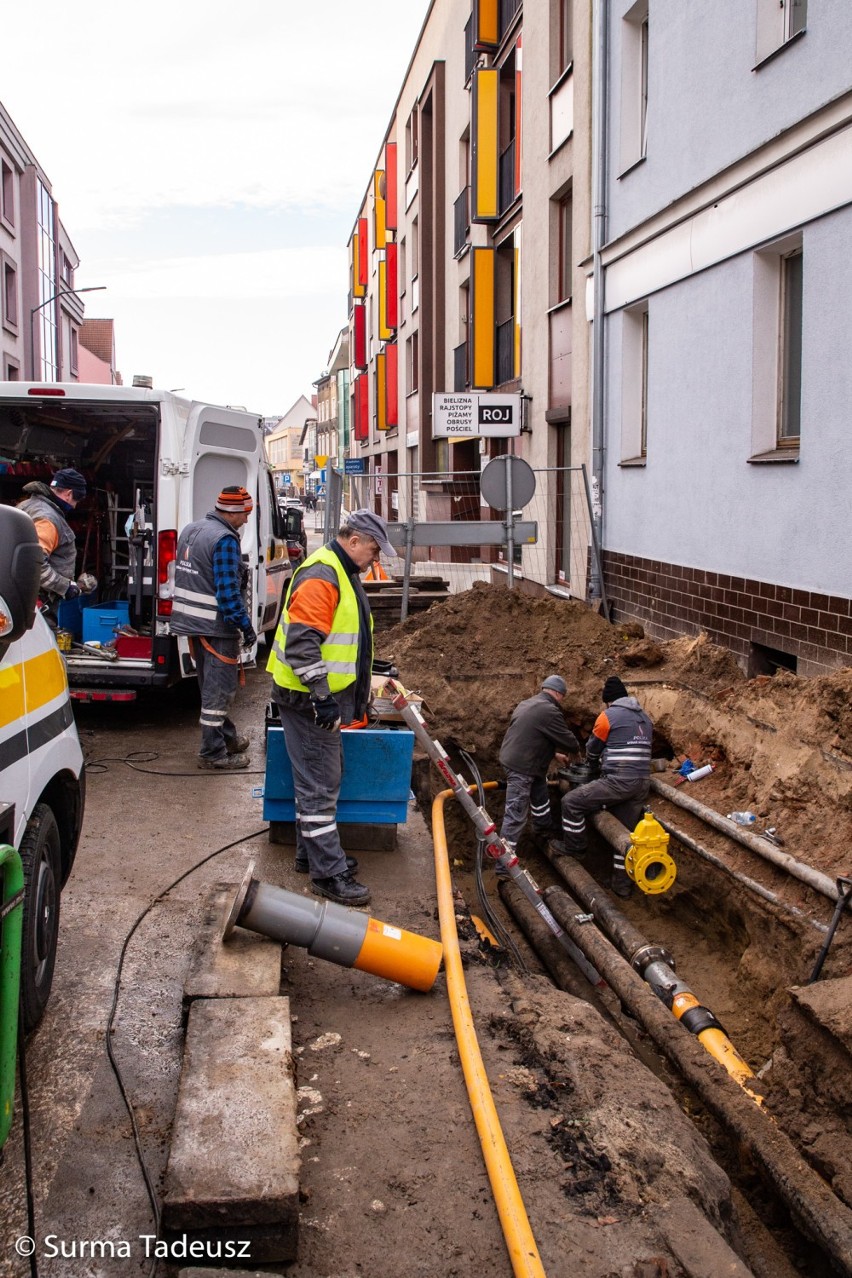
[84,750,265,777]
[104,825,268,1277]
[459,750,528,972]
[16,1001,38,1278]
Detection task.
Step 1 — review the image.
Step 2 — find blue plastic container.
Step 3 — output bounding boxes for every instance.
[82,601,130,643]
[264,725,414,826]
[56,594,85,640]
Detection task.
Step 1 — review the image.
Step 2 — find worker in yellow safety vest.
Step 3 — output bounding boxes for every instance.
[266,509,398,906]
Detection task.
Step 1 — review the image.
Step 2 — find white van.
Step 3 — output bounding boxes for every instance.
[0,383,290,700]
[0,506,85,1032]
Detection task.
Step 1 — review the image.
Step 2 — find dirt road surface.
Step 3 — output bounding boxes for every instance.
[1,580,850,1277]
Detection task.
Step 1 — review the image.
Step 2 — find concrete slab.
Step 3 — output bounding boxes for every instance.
[178,1270,275,1277]
[269,819,398,851]
[659,1197,755,1278]
[183,886,282,1010]
[164,996,299,1263]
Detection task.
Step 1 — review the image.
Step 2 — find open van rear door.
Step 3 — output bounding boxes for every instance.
[175,403,265,670]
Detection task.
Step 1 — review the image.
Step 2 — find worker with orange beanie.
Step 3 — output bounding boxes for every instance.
[170,485,257,770]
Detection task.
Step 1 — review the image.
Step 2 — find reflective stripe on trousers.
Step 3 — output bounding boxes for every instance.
[501,770,552,845]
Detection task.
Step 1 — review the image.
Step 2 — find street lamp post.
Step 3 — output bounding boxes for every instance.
[29,285,107,381]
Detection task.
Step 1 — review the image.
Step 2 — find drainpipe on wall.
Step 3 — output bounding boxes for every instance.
[589,0,609,605]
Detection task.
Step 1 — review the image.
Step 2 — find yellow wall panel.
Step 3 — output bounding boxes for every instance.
[471,247,495,389]
[378,258,392,341]
[376,351,387,431]
[351,230,365,298]
[475,0,499,47]
[472,69,499,221]
[374,170,386,249]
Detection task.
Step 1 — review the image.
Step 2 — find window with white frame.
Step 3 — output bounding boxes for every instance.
[1,159,14,229]
[2,255,18,333]
[778,249,803,445]
[621,301,649,462]
[554,0,573,79]
[620,0,649,173]
[751,236,803,457]
[755,0,807,64]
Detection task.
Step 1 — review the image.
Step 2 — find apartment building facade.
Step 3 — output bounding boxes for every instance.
[598,0,852,674]
[346,0,592,594]
[1,100,85,383]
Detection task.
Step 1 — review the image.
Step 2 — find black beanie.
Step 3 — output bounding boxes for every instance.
[602,676,628,703]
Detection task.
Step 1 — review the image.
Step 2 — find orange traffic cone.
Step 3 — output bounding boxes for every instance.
[363,561,389,582]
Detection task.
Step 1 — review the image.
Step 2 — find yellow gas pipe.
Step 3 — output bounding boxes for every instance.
[432,785,547,1278]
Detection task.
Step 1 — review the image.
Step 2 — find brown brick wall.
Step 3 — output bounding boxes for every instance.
[603,550,852,677]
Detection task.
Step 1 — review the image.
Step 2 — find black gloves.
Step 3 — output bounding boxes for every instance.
[65,582,81,599]
[242,626,257,649]
[311,694,341,731]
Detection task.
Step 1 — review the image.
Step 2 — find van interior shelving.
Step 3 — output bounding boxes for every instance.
[0,396,160,633]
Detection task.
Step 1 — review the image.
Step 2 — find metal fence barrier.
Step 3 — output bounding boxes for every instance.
[333,466,601,623]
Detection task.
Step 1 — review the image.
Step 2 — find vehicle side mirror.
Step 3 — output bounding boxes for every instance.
[0,506,42,642]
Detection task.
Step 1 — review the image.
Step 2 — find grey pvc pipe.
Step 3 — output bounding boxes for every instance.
[649,778,840,902]
[238,879,368,965]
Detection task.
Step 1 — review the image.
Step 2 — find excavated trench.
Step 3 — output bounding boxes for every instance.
[380,585,852,1277]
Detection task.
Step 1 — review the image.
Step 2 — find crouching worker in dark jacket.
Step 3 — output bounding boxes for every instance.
[560,676,653,898]
[499,675,579,852]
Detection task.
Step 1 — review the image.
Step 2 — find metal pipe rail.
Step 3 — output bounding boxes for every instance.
[649,778,841,902]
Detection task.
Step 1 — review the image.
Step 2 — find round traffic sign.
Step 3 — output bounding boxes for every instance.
[480,455,536,510]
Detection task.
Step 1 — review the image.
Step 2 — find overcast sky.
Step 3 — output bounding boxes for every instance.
[2,1,431,416]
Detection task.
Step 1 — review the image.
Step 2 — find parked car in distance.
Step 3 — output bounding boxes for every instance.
[283,505,308,567]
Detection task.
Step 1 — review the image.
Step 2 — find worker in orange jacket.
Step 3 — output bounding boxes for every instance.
[560,676,654,898]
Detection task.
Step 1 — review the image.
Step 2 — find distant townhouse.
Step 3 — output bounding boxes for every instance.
[265,394,316,495]
[1,99,88,383]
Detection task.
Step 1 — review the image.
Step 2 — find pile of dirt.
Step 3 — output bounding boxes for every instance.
[378,583,852,876]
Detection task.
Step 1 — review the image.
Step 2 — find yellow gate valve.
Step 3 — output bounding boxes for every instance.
[626,812,677,895]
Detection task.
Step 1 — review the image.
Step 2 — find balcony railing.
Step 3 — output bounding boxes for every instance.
[499,0,521,38]
[453,341,468,392]
[454,186,470,256]
[499,139,516,215]
[496,317,515,386]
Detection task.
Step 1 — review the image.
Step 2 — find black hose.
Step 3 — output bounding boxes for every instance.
[459,750,528,972]
[17,1000,39,1278]
[105,825,269,1277]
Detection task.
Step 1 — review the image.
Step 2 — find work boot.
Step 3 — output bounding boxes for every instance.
[226,735,250,755]
[534,825,563,843]
[549,838,588,860]
[310,871,371,907]
[197,753,249,771]
[610,868,634,900]
[295,853,358,875]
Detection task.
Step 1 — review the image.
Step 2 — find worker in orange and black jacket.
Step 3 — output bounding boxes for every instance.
[266,509,398,908]
[560,676,653,898]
